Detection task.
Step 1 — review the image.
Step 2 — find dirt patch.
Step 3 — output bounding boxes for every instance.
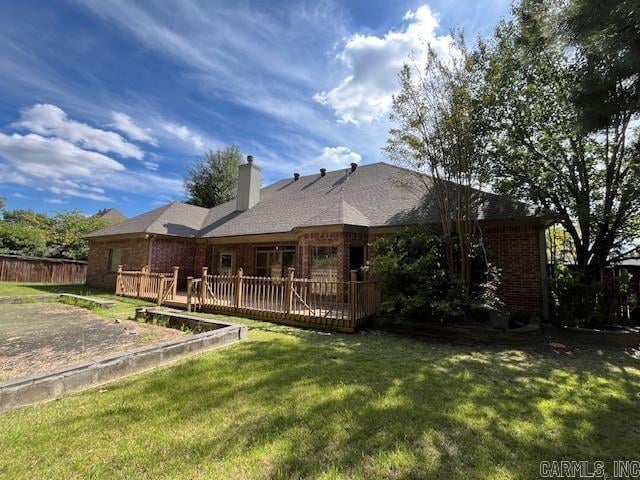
[0,302,184,382]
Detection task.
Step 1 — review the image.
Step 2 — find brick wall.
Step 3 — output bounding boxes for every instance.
[368,224,545,316]
[479,225,543,316]
[149,238,198,284]
[86,238,148,290]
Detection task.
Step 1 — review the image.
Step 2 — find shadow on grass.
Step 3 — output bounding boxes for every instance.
[24,327,640,479]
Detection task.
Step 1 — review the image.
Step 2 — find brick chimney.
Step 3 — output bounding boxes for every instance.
[236,155,261,211]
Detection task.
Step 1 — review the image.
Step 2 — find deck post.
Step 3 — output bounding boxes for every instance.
[285,267,295,315]
[200,266,208,303]
[235,268,243,308]
[171,266,179,299]
[137,266,146,298]
[186,276,193,312]
[349,270,358,328]
[115,265,123,295]
[157,277,165,306]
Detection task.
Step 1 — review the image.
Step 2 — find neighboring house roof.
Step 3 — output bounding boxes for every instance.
[87,162,550,239]
[94,208,127,223]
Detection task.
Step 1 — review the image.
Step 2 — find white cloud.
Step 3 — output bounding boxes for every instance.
[316,146,362,166]
[0,132,125,181]
[0,131,183,201]
[143,160,159,171]
[13,192,26,199]
[110,112,157,145]
[314,5,453,125]
[45,198,68,204]
[163,122,204,151]
[12,104,145,159]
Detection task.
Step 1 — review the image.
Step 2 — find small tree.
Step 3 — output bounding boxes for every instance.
[184,146,242,208]
[385,37,492,314]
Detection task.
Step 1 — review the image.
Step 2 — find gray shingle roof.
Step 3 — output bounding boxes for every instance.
[87,162,548,239]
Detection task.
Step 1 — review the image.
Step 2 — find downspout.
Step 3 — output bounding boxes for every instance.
[146,234,154,270]
[538,226,550,322]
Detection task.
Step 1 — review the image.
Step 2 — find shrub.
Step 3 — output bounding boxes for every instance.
[370,226,500,323]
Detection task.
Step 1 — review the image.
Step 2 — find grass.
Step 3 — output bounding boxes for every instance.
[1,282,639,479]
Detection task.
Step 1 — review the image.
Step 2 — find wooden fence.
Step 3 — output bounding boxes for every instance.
[115,265,179,305]
[0,254,87,283]
[187,267,380,332]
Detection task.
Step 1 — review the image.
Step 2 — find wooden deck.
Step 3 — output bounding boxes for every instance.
[116,267,380,333]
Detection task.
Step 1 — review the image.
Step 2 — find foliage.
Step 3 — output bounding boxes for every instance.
[184,146,243,208]
[0,222,48,257]
[385,36,494,313]
[0,208,110,260]
[1,282,638,479]
[562,0,640,132]
[478,0,640,294]
[370,226,501,322]
[48,211,110,259]
[549,263,633,326]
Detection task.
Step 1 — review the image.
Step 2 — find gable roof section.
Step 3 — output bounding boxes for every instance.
[87,162,547,239]
[94,208,127,223]
[86,202,209,238]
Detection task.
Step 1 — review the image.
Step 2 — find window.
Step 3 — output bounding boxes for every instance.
[108,248,122,273]
[219,252,234,276]
[255,246,296,278]
[311,246,338,282]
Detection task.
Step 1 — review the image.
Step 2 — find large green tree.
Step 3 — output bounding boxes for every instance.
[563,0,640,132]
[184,146,242,208]
[478,0,640,282]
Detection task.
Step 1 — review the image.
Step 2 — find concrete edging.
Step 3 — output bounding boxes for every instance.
[0,312,247,412]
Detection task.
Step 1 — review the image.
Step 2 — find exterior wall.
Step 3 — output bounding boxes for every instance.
[86,237,148,290]
[478,224,544,316]
[368,223,546,317]
[88,222,546,315]
[149,237,198,285]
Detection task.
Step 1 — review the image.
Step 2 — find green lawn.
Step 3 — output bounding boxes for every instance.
[0,282,639,479]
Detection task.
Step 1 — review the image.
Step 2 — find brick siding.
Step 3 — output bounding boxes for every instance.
[86,237,148,290]
[87,223,545,315]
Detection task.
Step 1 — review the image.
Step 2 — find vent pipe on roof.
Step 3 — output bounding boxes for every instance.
[350,162,357,172]
[236,155,261,211]
[320,168,326,177]
[293,172,300,181]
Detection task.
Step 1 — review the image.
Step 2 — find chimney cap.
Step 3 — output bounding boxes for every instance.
[293,172,300,181]
[350,162,357,172]
[320,168,326,177]
[247,155,254,164]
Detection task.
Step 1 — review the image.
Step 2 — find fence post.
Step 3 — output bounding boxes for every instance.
[349,270,358,327]
[235,268,243,308]
[115,265,123,295]
[157,277,165,306]
[186,276,193,312]
[285,267,295,315]
[172,266,179,299]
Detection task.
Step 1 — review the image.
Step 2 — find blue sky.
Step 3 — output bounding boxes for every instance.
[0,0,511,217]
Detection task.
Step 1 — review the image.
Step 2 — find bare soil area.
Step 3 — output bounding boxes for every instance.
[0,302,184,381]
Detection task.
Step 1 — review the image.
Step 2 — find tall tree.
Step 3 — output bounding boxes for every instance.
[385,38,492,310]
[184,146,242,208]
[563,0,640,132]
[478,0,640,284]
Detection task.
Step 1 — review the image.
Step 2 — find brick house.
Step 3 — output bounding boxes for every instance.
[86,158,554,318]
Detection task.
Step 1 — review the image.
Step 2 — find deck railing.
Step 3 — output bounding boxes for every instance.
[186,267,380,332]
[115,265,179,305]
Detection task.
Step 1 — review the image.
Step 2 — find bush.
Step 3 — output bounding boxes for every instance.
[370,226,501,323]
[550,264,636,327]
